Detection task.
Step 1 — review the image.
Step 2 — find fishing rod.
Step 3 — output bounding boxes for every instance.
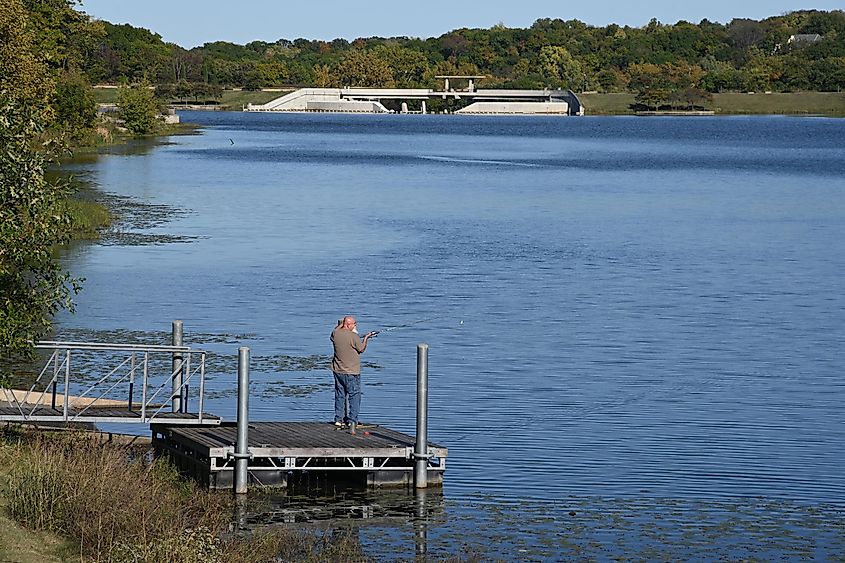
[369,315,450,337]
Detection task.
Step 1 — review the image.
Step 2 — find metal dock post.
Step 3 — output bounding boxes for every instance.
[171,320,184,413]
[234,346,250,494]
[414,343,429,488]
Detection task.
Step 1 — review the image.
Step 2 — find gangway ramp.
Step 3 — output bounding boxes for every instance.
[0,340,218,426]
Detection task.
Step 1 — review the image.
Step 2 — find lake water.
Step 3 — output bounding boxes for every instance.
[57,112,845,559]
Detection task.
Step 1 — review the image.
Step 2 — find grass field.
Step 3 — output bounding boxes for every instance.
[580,91,845,116]
[93,87,287,109]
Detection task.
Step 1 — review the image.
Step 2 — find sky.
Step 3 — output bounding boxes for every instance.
[78,1,843,49]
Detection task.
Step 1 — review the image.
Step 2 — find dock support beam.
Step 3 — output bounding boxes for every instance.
[171,320,183,413]
[414,343,429,488]
[234,346,250,494]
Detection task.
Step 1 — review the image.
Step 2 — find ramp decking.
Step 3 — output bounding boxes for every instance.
[0,405,220,425]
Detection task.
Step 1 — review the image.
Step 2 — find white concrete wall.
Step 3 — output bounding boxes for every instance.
[306,100,390,113]
[456,101,570,115]
[247,88,342,111]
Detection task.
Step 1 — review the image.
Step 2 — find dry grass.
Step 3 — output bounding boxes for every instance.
[0,428,369,562]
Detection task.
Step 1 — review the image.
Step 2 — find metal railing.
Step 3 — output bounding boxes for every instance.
[1,340,208,424]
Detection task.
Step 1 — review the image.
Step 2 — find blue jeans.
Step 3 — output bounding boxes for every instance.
[334,373,361,424]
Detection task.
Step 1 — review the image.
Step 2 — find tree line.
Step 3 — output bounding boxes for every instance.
[77,10,845,101]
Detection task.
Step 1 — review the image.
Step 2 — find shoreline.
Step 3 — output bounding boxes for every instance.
[90,90,845,117]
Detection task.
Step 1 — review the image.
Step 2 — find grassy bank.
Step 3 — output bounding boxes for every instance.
[580,91,845,116]
[93,88,286,110]
[0,428,369,562]
[63,197,111,239]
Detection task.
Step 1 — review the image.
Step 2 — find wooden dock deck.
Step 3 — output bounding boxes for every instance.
[152,421,447,489]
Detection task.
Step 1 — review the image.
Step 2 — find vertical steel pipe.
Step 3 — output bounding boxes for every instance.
[234,346,250,494]
[51,351,58,410]
[128,352,135,410]
[63,349,71,422]
[171,320,184,413]
[182,353,191,413]
[141,352,148,421]
[414,343,429,488]
[198,353,206,424]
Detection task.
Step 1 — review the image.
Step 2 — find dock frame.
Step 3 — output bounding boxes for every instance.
[152,422,447,489]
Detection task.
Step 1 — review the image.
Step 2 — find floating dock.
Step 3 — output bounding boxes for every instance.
[152,421,447,489]
[2,330,447,491]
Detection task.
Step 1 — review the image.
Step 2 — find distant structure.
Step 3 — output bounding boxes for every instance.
[787,33,822,45]
[245,75,584,116]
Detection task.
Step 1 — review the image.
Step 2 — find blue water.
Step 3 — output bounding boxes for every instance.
[57,112,845,559]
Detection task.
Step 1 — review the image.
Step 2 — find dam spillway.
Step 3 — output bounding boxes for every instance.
[244,86,584,116]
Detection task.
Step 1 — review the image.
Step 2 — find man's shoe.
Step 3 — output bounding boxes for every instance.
[334,421,344,428]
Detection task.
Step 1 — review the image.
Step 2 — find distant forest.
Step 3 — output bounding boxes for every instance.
[76,9,845,98]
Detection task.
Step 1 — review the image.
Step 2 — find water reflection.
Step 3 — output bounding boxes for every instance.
[238,486,445,558]
[245,486,446,526]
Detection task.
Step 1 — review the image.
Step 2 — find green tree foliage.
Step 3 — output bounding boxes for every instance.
[1,0,79,360]
[0,95,79,360]
[336,49,395,87]
[22,0,105,73]
[372,44,429,87]
[96,22,171,83]
[76,9,845,95]
[117,81,159,134]
[0,0,55,107]
[537,45,585,89]
[156,81,223,104]
[53,71,97,140]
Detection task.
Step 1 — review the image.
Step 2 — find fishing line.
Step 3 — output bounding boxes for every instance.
[370,315,461,337]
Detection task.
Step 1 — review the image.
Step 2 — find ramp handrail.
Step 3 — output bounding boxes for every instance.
[1,340,209,424]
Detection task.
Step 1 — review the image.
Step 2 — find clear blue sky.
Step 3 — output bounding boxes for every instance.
[79,1,843,48]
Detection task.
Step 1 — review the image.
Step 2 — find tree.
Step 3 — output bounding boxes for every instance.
[634,88,670,110]
[809,56,845,90]
[53,71,97,140]
[537,45,585,89]
[336,49,395,87]
[22,0,106,74]
[668,88,713,109]
[313,64,336,87]
[0,0,55,107]
[117,81,159,134]
[1,0,79,360]
[372,44,430,87]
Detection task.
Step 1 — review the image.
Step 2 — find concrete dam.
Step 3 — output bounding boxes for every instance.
[244,76,584,116]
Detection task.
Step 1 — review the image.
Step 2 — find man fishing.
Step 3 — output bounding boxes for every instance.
[331,316,376,435]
